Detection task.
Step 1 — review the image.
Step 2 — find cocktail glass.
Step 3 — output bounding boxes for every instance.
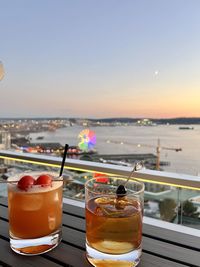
[85,176,144,267]
[7,171,63,255]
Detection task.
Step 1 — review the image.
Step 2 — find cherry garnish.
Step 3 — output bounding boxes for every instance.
[116,184,127,197]
[35,174,52,187]
[17,175,35,191]
[116,161,144,198]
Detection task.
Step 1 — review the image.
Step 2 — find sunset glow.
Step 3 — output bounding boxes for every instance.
[1,1,200,118]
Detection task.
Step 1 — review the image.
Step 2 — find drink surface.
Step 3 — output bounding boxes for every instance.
[86,196,142,254]
[8,173,63,239]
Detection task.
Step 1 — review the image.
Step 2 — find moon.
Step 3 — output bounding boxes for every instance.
[154,70,159,76]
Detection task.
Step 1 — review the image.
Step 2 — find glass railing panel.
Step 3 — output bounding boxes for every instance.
[144,183,177,221]
[143,183,200,229]
[0,152,199,230]
[178,188,200,229]
[0,158,93,202]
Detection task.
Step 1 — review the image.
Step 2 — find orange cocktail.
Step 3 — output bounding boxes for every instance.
[8,172,63,255]
[86,197,142,255]
[85,176,144,267]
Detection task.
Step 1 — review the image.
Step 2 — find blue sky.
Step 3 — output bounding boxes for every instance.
[1,0,200,118]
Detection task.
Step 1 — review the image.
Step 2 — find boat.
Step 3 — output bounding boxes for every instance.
[179,127,194,130]
[99,157,132,167]
[36,136,44,140]
[67,146,96,155]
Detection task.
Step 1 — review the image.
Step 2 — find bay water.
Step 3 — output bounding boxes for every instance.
[30,124,200,176]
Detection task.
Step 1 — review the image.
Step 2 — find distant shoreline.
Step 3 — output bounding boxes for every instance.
[0,117,200,125]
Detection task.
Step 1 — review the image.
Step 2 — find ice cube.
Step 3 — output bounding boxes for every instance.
[94,207,104,216]
[95,197,115,206]
[95,196,139,217]
[20,194,43,211]
[95,197,120,216]
[95,202,125,217]
[91,240,133,254]
[101,207,125,217]
[48,214,56,230]
[53,192,59,202]
[95,196,122,217]
[114,198,136,210]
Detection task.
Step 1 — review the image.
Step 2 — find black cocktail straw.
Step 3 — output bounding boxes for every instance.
[59,144,69,177]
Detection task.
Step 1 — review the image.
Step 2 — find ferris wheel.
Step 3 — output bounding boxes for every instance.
[78,129,96,151]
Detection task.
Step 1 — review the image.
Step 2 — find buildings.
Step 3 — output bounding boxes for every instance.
[0,131,11,150]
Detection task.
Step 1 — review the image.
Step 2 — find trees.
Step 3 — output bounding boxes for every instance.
[159,198,177,222]
[182,200,199,218]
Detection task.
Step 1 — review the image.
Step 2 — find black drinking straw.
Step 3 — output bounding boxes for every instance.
[59,144,69,177]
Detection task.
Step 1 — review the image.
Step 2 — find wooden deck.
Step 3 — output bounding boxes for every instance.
[0,197,199,267]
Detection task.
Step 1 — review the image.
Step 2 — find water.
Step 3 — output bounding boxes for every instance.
[30,124,200,176]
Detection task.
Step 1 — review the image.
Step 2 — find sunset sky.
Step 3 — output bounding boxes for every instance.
[1,0,200,118]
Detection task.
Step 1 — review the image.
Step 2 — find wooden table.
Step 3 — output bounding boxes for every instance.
[0,197,199,267]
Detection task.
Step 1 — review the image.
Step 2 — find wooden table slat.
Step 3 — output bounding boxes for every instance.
[0,238,62,267]
[0,197,199,267]
[0,197,8,206]
[143,236,200,266]
[140,252,190,267]
[143,223,200,250]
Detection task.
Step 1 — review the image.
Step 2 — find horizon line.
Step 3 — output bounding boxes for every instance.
[0,116,200,120]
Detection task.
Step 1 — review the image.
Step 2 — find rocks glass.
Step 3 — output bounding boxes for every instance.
[85,176,144,267]
[7,171,63,255]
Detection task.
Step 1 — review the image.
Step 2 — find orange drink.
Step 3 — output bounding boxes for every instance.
[86,197,142,254]
[85,176,144,267]
[8,172,63,255]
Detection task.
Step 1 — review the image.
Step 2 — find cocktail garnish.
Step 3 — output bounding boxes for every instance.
[94,196,134,216]
[116,185,126,197]
[116,161,144,198]
[35,174,52,187]
[17,175,35,191]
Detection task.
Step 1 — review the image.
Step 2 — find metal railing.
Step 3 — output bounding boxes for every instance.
[0,149,200,190]
[0,149,200,234]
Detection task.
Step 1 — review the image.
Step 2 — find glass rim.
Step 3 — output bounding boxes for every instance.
[85,176,144,195]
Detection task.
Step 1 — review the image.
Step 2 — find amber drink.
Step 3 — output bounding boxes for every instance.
[85,177,144,267]
[8,172,63,255]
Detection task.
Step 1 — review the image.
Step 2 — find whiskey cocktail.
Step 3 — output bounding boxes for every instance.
[85,176,144,267]
[8,171,63,255]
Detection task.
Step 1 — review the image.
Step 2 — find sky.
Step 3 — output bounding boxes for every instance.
[1,0,200,118]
